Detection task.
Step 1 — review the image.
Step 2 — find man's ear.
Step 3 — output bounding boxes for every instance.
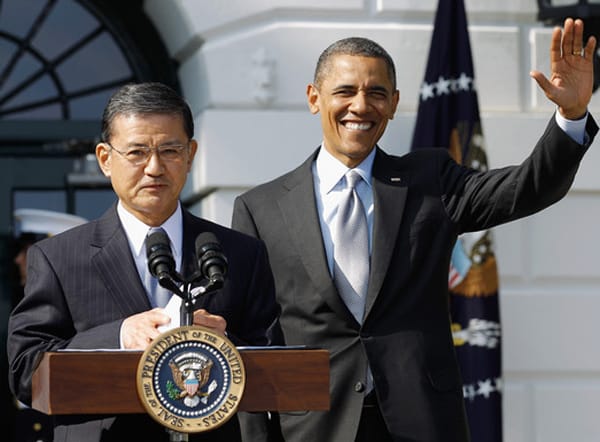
[186,140,198,172]
[96,143,112,178]
[306,83,320,115]
[389,89,400,120]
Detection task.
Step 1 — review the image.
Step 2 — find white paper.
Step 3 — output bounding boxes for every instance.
[158,294,182,332]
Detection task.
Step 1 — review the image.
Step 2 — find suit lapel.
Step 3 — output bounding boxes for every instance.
[92,206,152,315]
[279,154,356,323]
[364,148,408,320]
[181,209,201,279]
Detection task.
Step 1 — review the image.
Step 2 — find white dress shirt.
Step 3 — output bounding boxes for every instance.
[116,201,184,345]
[117,201,183,293]
[556,110,589,145]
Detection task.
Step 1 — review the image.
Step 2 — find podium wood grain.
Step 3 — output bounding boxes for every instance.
[32,348,329,415]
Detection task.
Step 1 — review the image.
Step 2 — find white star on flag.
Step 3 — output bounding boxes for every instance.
[436,76,451,95]
[457,72,472,91]
[419,81,436,101]
[477,378,494,398]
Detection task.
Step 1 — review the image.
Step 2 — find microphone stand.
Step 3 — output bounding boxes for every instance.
[158,271,223,326]
[155,272,224,441]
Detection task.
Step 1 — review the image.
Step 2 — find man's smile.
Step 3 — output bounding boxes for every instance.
[342,121,374,131]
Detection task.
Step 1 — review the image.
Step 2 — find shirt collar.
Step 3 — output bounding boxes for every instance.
[315,142,375,194]
[117,201,183,258]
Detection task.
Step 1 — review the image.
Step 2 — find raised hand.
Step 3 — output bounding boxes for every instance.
[530,17,596,119]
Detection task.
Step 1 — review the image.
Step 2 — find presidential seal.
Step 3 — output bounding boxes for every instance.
[136,325,245,433]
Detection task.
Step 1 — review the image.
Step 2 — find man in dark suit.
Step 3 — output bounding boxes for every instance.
[7,82,281,442]
[231,18,597,442]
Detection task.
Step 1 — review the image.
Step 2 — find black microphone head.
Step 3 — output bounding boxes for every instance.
[195,232,221,255]
[146,229,175,277]
[195,232,228,281]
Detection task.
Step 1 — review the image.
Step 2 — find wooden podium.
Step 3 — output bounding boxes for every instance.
[32,347,330,415]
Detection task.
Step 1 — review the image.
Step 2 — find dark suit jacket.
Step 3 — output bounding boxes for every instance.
[231,115,598,442]
[7,204,280,442]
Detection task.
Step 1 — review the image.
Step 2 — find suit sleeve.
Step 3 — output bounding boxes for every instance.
[222,237,283,347]
[443,113,598,232]
[7,243,122,405]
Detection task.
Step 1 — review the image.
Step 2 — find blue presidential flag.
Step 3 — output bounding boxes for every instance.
[410,1,503,441]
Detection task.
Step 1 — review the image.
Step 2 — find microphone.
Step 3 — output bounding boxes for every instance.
[146,229,176,282]
[195,232,228,286]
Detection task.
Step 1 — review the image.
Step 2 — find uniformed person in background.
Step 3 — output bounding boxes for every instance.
[5,209,87,442]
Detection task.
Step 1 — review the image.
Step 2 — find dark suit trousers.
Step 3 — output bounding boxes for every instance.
[355,392,392,442]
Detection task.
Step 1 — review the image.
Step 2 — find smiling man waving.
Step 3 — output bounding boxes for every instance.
[232,21,597,442]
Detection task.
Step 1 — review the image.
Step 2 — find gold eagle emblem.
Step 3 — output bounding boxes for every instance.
[168,352,215,407]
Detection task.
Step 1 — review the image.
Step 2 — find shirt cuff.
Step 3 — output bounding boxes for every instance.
[119,322,126,349]
[555,109,588,145]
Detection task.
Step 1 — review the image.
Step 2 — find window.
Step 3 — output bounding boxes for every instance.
[0,0,180,225]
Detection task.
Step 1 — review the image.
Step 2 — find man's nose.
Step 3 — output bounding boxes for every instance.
[349,92,369,112]
[144,149,165,172]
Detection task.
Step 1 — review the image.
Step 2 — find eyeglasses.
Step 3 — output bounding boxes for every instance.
[106,142,189,166]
